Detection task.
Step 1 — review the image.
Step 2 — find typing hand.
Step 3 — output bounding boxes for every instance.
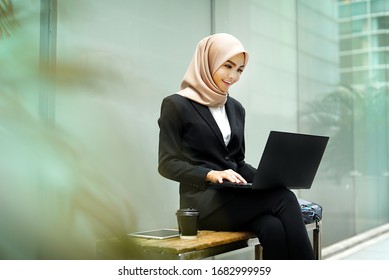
[206,169,247,184]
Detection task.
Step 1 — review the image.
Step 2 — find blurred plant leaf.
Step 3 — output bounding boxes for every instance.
[0,0,18,38]
[0,2,142,259]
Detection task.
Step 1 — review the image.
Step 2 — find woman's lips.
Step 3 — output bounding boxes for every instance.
[223,80,232,87]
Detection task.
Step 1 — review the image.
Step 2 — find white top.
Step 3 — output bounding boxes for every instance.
[209,105,231,146]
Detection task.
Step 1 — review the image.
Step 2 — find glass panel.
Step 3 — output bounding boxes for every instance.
[54,0,211,259]
[372,69,388,82]
[372,50,389,65]
[372,33,389,47]
[371,0,389,13]
[341,71,354,84]
[371,16,389,30]
[339,4,352,18]
[214,0,299,158]
[353,69,370,82]
[337,1,389,238]
[340,70,370,84]
[353,85,389,232]
[352,1,368,15]
[340,53,369,67]
[378,15,389,28]
[301,0,389,245]
[339,2,367,18]
[340,36,369,51]
[0,0,42,259]
[340,19,368,34]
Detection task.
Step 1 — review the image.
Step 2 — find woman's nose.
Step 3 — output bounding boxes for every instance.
[228,70,238,80]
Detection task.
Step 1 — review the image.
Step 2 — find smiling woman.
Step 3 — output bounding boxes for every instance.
[157,33,315,260]
[178,33,249,107]
[212,54,245,93]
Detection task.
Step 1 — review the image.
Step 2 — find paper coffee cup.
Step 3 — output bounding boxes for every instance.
[176,208,199,239]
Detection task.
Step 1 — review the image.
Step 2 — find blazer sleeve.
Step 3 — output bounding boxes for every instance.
[158,96,212,187]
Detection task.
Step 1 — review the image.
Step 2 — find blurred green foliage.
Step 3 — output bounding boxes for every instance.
[0,0,142,259]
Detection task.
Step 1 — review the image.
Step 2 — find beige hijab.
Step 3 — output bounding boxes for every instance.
[178,33,249,107]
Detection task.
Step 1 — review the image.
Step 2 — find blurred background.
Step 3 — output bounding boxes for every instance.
[0,0,388,259]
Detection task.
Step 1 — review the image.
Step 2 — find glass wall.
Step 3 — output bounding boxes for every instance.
[1,0,388,259]
[0,0,43,259]
[336,0,389,235]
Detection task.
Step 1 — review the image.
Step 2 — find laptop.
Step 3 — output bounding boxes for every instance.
[207,130,329,190]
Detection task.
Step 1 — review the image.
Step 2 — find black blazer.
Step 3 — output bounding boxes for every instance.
[158,94,256,219]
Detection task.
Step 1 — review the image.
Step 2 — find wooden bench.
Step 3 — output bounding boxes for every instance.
[96,221,321,260]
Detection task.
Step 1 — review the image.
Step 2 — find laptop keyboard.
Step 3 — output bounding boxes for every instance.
[207,181,253,189]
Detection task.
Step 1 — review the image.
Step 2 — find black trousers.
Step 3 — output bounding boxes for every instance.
[199,188,315,260]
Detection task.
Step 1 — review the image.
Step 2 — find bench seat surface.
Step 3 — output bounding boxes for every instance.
[131,230,257,255]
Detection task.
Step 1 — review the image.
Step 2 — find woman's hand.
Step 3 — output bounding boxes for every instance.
[206,169,247,184]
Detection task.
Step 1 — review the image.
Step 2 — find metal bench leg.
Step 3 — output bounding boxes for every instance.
[313,220,322,260]
[254,244,263,260]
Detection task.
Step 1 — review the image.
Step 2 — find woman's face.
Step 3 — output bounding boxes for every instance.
[212,53,245,93]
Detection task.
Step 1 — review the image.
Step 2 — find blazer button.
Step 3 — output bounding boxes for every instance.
[224,156,230,161]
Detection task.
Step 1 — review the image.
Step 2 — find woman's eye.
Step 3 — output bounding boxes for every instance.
[225,64,232,69]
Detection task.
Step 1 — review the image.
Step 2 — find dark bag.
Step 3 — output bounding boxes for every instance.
[298,198,323,224]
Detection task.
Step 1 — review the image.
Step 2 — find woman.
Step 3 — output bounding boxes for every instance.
[158,33,314,260]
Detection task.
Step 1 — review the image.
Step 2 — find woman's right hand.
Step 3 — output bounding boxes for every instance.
[206,169,247,184]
